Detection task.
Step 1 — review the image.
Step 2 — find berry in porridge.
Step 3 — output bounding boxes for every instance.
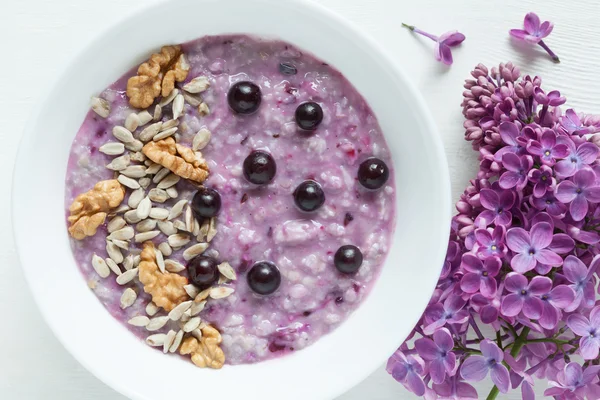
[64,35,396,368]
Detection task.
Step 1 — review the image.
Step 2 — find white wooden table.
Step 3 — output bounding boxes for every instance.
[1,0,599,398]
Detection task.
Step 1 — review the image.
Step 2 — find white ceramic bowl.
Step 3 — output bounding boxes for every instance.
[12,0,451,399]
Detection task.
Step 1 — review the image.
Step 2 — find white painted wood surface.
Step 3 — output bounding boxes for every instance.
[1,0,599,398]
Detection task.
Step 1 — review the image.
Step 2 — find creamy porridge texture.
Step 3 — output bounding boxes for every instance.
[65,35,396,366]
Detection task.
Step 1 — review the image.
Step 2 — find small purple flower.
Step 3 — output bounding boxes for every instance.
[501,273,550,319]
[560,109,594,135]
[539,285,576,329]
[423,293,470,335]
[555,169,600,221]
[474,226,507,259]
[545,363,600,398]
[528,165,556,198]
[415,328,457,384]
[506,222,565,273]
[460,254,501,297]
[402,23,465,65]
[530,191,567,216]
[460,340,510,393]
[562,254,600,312]
[432,377,478,400]
[386,350,426,396]
[526,129,569,166]
[534,87,566,107]
[555,138,599,178]
[567,306,600,360]
[499,153,533,190]
[441,241,461,279]
[471,284,504,324]
[509,12,559,63]
[475,189,515,227]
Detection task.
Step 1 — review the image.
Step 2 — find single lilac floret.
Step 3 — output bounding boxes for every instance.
[509,12,560,63]
[402,23,465,65]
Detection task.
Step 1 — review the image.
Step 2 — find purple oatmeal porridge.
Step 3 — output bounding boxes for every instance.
[65,34,396,366]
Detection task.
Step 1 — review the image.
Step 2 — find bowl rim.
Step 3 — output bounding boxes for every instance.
[12,0,451,398]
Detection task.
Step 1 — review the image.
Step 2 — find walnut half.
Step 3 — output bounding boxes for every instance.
[68,180,125,240]
[126,45,190,109]
[138,242,189,311]
[142,138,209,183]
[180,325,225,369]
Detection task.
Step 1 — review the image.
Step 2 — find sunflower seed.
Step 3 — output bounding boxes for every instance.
[157,174,180,189]
[207,217,217,242]
[183,317,201,332]
[173,220,187,231]
[183,76,210,93]
[152,168,170,184]
[162,260,183,274]
[135,231,160,243]
[192,219,200,236]
[120,288,137,309]
[91,96,111,118]
[190,300,206,316]
[128,315,149,327]
[166,187,178,198]
[198,321,207,330]
[181,309,192,322]
[162,119,180,131]
[198,219,210,241]
[136,196,152,219]
[148,188,169,203]
[106,241,123,263]
[138,177,151,189]
[194,288,211,302]
[125,113,140,132]
[191,328,203,340]
[159,88,179,107]
[157,242,172,257]
[146,334,166,346]
[168,300,193,321]
[192,128,211,151]
[125,139,143,152]
[184,284,200,298]
[217,261,237,280]
[137,110,153,126]
[107,216,126,233]
[127,188,144,209]
[136,219,157,232]
[183,243,209,261]
[111,204,130,216]
[153,127,178,141]
[118,175,140,189]
[106,154,130,171]
[116,268,138,285]
[105,258,122,276]
[111,239,129,251]
[150,208,169,220]
[145,163,162,175]
[169,330,184,353]
[158,220,177,236]
[153,249,165,273]
[112,126,134,143]
[121,165,147,179]
[153,104,162,121]
[124,209,142,224]
[123,254,134,271]
[146,316,170,331]
[218,275,227,285]
[91,254,110,278]
[172,95,185,119]
[167,200,187,220]
[133,254,141,267]
[162,329,176,353]
[168,233,190,248]
[198,102,210,116]
[182,91,202,107]
[107,226,134,241]
[139,122,163,142]
[210,286,234,299]
[131,151,147,162]
[99,142,125,155]
[146,302,159,316]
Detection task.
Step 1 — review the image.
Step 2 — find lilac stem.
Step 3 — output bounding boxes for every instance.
[401,23,438,41]
[539,104,549,125]
[537,40,560,63]
[469,315,485,340]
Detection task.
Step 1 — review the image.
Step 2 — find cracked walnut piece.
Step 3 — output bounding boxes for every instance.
[68,180,125,240]
[126,45,190,109]
[142,138,209,183]
[139,242,188,311]
[180,325,225,369]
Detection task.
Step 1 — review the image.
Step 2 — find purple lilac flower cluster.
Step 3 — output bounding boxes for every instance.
[388,63,600,400]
